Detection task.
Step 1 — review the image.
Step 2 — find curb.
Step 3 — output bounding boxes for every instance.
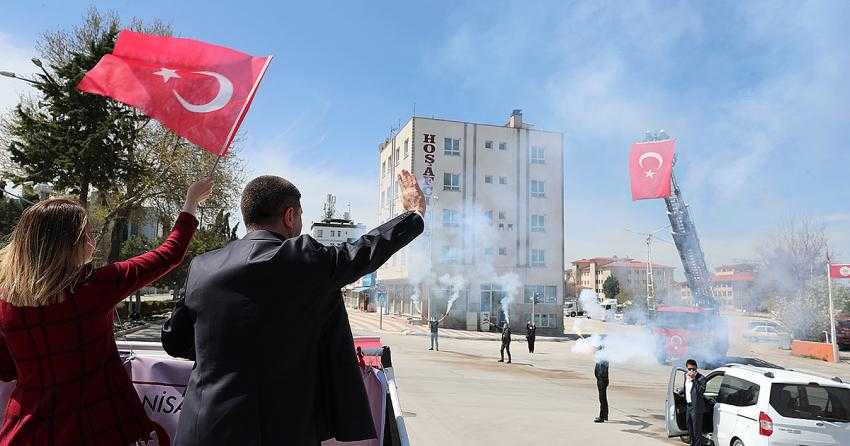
[399,331,586,342]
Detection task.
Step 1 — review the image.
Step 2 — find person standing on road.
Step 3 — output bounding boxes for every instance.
[498,322,512,363]
[526,320,537,353]
[678,359,707,446]
[594,346,609,423]
[429,313,446,351]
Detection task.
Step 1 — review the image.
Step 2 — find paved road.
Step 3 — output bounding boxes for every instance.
[123,309,850,445]
[349,309,850,446]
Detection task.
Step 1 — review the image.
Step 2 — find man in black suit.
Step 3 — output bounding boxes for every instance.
[594,346,609,423]
[162,170,426,446]
[678,358,708,446]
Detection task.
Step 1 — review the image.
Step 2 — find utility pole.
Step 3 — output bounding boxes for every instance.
[625,225,672,308]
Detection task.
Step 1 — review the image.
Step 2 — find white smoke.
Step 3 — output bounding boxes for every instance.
[391,203,524,327]
[438,273,466,315]
[578,289,605,320]
[494,272,521,325]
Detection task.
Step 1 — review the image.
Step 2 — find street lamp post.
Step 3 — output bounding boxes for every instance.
[0,70,38,85]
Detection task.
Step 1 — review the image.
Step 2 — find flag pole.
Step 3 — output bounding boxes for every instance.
[827,261,839,363]
[208,154,223,176]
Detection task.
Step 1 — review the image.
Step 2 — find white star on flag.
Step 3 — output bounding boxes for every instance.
[644,170,656,179]
[153,68,180,83]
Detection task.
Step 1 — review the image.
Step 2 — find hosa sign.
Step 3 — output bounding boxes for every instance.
[421,133,437,196]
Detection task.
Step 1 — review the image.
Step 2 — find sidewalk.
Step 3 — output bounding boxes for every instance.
[347,309,577,342]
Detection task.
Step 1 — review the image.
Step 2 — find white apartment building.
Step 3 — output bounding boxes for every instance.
[376,110,565,335]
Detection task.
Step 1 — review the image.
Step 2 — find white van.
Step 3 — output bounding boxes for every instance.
[666,363,850,445]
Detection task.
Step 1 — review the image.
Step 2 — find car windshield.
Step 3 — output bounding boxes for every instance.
[770,383,850,422]
[838,320,850,329]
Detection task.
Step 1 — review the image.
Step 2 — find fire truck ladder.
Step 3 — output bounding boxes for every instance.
[664,169,717,310]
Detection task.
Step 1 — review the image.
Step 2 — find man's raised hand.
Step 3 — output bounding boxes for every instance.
[398,169,426,217]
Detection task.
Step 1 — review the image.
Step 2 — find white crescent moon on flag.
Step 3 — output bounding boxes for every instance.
[841,266,850,277]
[173,71,234,113]
[638,152,664,169]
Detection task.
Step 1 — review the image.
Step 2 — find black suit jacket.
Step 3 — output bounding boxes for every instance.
[677,372,709,415]
[162,211,424,446]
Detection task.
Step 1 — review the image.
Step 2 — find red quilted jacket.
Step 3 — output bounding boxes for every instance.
[0,212,197,446]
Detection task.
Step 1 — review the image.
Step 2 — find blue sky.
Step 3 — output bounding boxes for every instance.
[1,1,848,276]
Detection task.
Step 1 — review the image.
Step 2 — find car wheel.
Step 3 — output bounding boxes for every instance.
[570,312,576,317]
[732,438,744,446]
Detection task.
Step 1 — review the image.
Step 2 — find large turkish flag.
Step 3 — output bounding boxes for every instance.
[831,264,850,279]
[78,30,272,156]
[629,139,676,200]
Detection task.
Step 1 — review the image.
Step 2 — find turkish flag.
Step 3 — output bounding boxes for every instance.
[77,30,272,156]
[831,264,850,279]
[629,139,676,200]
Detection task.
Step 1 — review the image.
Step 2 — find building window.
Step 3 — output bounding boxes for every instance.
[404,139,409,158]
[498,247,507,256]
[485,210,494,226]
[317,229,323,238]
[525,285,557,304]
[499,142,507,151]
[394,147,400,165]
[531,145,545,164]
[533,314,553,328]
[498,211,506,220]
[531,214,545,232]
[442,209,460,227]
[530,249,545,267]
[485,175,493,184]
[444,138,460,156]
[381,160,386,177]
[499,176,508,185]
[530,180,545,198]
[484,140,493,149]
[484,247,496,256]
[480,284,506,313]
[443,173,461,191]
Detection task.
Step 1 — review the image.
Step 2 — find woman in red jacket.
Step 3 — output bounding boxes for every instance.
[0,177,213,446]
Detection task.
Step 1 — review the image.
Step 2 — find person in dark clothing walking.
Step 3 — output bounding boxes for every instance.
[594,346,609,423]
[677,359,708,446]
[525,320,537,353]
[498,322,512,363]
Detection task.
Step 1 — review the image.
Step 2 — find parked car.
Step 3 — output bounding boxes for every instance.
[836,318,850,350]
[746,319,785,332]
[744,325,793,349]
[666,363,850,446]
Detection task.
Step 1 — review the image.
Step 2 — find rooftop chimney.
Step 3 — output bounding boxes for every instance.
[506,109,523,128]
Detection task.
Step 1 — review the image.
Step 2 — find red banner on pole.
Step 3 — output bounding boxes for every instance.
[78,30,272,156]
[830,264,850,279]
[629,139,676,201]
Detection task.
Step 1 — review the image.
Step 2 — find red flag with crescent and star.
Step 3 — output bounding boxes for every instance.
[830,264,850,280]
[77,30,272,156]
[629,139,676,200]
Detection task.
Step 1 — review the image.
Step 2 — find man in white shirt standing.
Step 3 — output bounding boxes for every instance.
[679,359,707,446]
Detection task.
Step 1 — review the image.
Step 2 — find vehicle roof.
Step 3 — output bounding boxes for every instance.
[718,364,850,388]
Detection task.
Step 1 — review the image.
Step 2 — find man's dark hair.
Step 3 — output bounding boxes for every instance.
[685,359,698,368]
[241,176,301,227]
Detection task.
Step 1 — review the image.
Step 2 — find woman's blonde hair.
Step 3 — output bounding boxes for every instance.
[0,197,91,306]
